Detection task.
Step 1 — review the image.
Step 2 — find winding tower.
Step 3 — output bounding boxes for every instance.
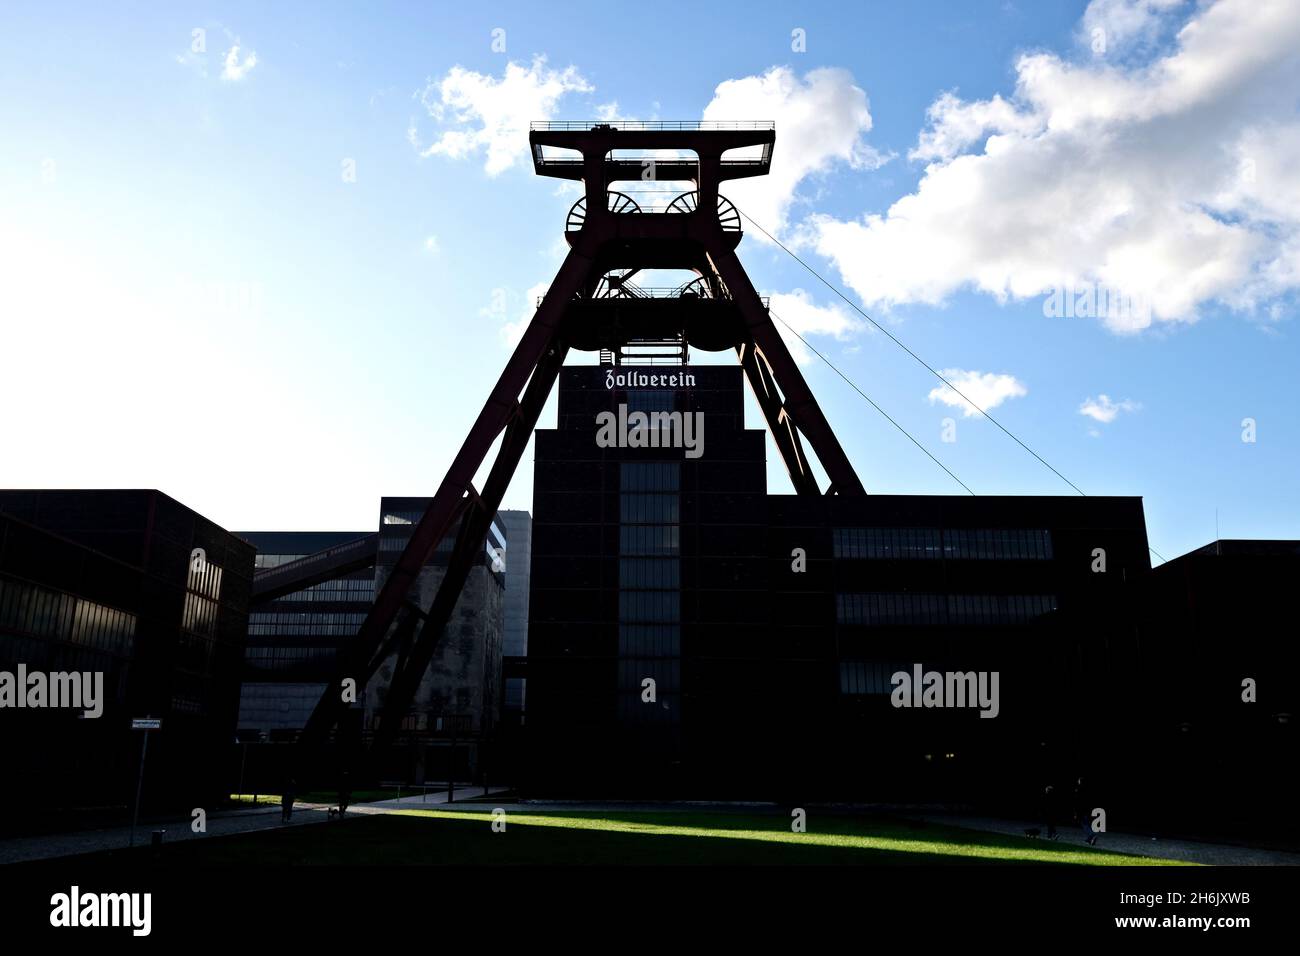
[298,120,866,751]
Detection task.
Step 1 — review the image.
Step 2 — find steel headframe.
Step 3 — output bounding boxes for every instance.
[298,121,866,757]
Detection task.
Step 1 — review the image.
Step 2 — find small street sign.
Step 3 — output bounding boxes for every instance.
[131,718,162,730]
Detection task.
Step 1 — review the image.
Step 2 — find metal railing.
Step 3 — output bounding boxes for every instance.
[531,120,775,131]
[535,290,768,307]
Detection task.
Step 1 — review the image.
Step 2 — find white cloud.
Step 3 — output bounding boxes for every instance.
[423,236,440,254]
[810,0,1300,331]
[766,289,864,365]
[1079,394,1141,422]
[418,57,592,176]
[1080,0,1185,55]
[909,92,1038,163]
[221,43,257,82]
[928,370,1027,417]
[702,67,888,237]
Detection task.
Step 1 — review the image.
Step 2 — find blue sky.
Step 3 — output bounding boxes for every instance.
[1,0,1297,561]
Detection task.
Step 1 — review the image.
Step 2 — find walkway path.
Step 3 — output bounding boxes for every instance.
[6,798,1294,866]
[0,786,510,865]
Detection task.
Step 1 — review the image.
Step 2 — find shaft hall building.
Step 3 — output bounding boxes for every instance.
[523,366,1152,804]
[0,490,253,830]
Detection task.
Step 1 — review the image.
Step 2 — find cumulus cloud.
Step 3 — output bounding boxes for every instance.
[928,370,1027,417]
[702,66,888,237]
[417,57,592,176]
[766,289,864,365]
[1079,394,1141,423]
[810,0,1300,332]
[1079,0,1185,56]
[221,43,257,81]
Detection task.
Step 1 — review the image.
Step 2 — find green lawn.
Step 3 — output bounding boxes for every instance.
[227,788,431,806]
[114,808,1192,866]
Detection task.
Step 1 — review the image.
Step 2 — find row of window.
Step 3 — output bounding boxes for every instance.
[382,513,507,552]
[626,390,677,414]
[619,558,681,589]
[618,624,682,657]
[619,590,681,624]
[250,612,370,624]
[247,611,368,638]
[833,527,1054,561]
[615,690,681,725]
[619,461,680,731]
[245,646,338,668]
[186,559,224,601]
[619,525,680,556]
[248,624,359,637]
[378,532,505,567]
[0,575,137,657]
[620,462,681,492]
[273,578,376,603]
[379,533,454,553]
[382,512,420,525]
[253,553,305,570]
[616,658,681,693]
[840,661,898,696]
[620,493,680,524]
[181,592,219,638]
[836,592,1058,626]
[0,634,121,675]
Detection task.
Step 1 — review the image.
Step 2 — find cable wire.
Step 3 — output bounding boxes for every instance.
[769,309,975,496]
[739,209,1087,495]
[743,209,1169,565]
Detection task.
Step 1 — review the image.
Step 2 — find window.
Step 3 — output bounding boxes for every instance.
[620,462,680,492]
[618,525,680,556]
[618,462,681,729]
[837,592,1058,626]
[833,527,1053,560]
[619,558,680,589]
[839,661,894,696]
[619,493,679,524]
[627,390,676,414]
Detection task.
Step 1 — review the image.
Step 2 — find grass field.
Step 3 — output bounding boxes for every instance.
[227,789,423,806]
[119,808,1191,866]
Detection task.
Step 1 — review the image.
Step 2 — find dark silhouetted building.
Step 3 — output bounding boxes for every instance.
[0,490,253,830]
[523,366,1152,803]
[235,531,373,740]
[235,499,507,784]
[1134,539,1299,840]
[499,509,532,723]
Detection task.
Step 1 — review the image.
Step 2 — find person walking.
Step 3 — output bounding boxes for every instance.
[281,777,297,824]
[1040,782,1060,840]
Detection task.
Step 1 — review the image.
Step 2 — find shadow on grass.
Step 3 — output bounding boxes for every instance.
[42,809,1189,867]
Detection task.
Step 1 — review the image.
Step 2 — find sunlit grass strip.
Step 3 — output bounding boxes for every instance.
[391,809,1192,866]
